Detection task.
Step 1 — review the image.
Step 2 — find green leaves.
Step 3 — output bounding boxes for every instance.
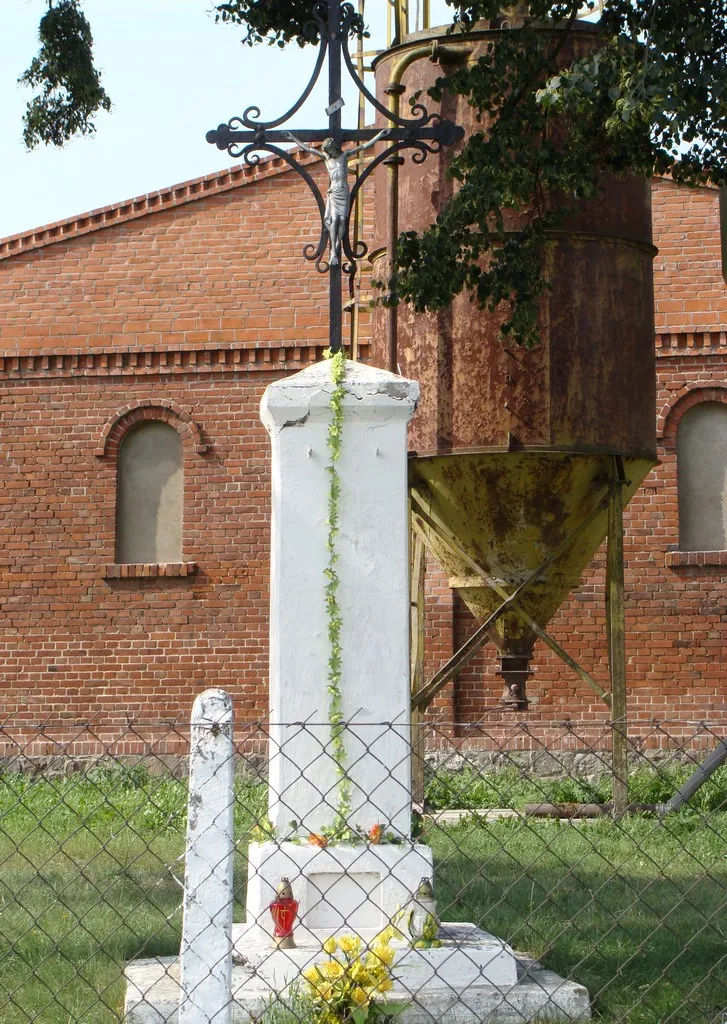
[19,0,110,149]
[391,0,727,347]
[213,1,365,48]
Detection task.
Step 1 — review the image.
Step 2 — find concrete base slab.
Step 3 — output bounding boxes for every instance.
[124,924,590,1023]
[231,921,518,989]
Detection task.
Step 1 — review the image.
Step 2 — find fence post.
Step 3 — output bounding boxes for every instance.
[179,689,234,1024]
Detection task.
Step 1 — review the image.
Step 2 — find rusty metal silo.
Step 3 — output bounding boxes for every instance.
[370,21,657,723]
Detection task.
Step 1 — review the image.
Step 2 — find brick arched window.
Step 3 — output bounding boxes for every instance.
[116,421,184,563]
[677,402,727,551]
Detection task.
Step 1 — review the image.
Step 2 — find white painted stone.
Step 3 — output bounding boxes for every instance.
[179,689,235,1024]
[260,360,419,837]
[241,840,434,943]
[125,933,590,1023]
[230,922,517,993]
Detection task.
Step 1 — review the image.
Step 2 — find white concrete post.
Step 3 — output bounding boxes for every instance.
[179,689,234,1024]
[260,361,419,838]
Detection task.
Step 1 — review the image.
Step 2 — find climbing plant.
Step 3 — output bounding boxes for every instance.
[323,349,352,836]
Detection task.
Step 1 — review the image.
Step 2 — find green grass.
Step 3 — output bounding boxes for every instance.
[0,766,264,1023]
[0,766,725,1023]
[424,762,727,813]
[429,813,727,1024]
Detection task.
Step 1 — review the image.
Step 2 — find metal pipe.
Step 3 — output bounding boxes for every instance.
[328,0,344,353]
[525,802,658,818]
[392,0,408,44]
[349,0,368,359]
[657,740,727,815]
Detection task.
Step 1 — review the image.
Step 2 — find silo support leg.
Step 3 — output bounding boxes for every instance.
[607,458,628,818]
[410,528,427,806]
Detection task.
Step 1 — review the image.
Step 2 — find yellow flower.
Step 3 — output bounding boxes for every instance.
[338,934,362,955]
[351,986,369,1006]
[302,966,334,999]
[319,960,344,979]
[350,961,372,984]
[376,922,403,944]
[369,941,396,966]
[304,929,398,1019]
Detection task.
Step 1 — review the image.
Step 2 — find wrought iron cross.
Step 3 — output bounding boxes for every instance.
[206,0,462,354]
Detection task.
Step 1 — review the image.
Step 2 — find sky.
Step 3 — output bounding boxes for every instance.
[0,0,454,240]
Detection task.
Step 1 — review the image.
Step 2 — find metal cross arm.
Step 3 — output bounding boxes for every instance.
[206,124,464,150]
[205,0,463,354]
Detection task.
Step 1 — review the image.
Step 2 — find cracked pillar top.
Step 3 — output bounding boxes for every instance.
[260,359,419,432]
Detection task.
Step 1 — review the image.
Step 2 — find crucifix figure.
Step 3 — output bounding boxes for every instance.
[283,130,390,265]
[206,0,462,353]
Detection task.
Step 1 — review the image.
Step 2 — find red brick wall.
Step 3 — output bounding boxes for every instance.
[652,178,727,334]
[0,162,332,354]
[0,168,724,734]
[0,160,370,724]
[0,371,277,722]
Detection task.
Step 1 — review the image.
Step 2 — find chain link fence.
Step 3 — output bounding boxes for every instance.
[0,716,725,1023]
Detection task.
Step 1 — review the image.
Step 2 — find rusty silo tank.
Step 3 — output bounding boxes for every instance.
[370,20,657,714]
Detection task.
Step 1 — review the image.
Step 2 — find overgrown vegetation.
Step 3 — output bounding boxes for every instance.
[425,761,727,813]
[323,349,353,838]
[0,763,725,1022]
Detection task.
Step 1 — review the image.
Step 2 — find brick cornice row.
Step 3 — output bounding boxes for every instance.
[2,331,712,377]
[656,331,727,352]
[0,150,317,261]
[0,341,363,379]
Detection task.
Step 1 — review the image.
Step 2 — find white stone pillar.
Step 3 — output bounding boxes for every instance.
[179,689,234,1024]
[260,361,419,838]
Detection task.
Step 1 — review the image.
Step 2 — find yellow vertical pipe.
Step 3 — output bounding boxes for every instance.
[410,523,426,806]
